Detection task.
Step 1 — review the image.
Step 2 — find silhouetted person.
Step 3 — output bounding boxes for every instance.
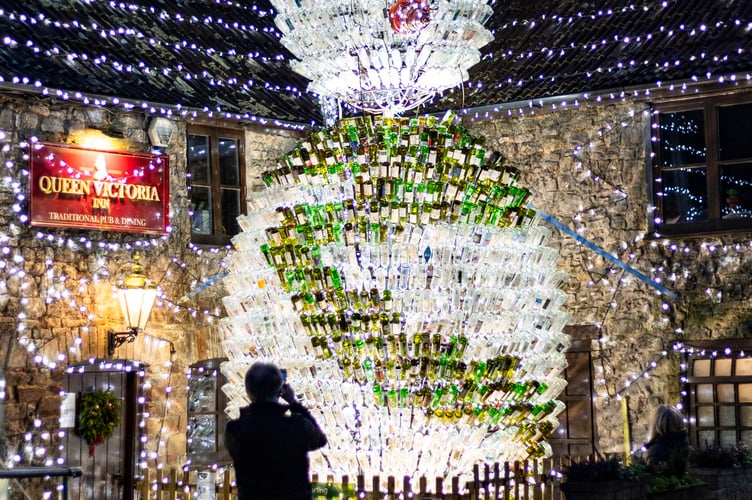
[645,404,690,467]
[225,362,327,500]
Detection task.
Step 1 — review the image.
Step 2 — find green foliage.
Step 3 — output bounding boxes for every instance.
[646,448,699,494]
[647,472,699,494]
[563,457,647,482]
[690,444,752,468]
[77,391,121,447]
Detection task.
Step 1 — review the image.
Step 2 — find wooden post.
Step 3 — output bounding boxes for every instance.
[167,468,178,500]
[141,469,151,500]
[492,462,499,500]
[503,461,511,500]
[622,395,632,465]
[471,463,480,500]
[223,469,232,500]
[342,475,350,499]
[357,474,365,498]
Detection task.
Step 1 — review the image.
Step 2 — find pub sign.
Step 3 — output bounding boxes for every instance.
[29,143,169,234]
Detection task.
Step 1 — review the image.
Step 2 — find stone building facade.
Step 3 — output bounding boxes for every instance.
[0,83,751,484]
[0,93,297,479]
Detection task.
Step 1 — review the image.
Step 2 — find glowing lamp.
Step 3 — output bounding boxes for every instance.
[107,253,157,356]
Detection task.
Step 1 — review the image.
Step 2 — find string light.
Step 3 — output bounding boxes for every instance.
[0,128,225,490]
[0,21,749,487]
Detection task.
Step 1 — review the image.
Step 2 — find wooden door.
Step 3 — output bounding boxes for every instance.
[548,325,599,457]
[63,360,143,500]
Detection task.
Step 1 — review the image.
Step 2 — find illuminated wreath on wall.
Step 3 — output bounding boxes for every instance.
[77,391,121,457]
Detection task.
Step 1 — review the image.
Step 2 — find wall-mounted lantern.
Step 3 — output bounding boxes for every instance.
[108,253,157,356]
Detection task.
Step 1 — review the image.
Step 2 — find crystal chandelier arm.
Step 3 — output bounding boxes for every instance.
[273,0,495,114]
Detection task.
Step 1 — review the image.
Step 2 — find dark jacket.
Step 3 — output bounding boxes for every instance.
[645,429,690,465]
[225,401,327,500]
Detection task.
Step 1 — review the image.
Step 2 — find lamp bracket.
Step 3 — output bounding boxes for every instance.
[107,328,139,357]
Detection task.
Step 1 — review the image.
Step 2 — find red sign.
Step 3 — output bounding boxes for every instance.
[29,143,170,234]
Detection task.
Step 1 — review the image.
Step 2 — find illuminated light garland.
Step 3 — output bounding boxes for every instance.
[0,29,747,479]
[0,2,286,54]
[489,16,747,67]
[0,132,223,480]
[0,0,748,127]
[491,0,678,34]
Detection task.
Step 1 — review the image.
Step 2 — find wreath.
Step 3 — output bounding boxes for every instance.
[78,391,121,457]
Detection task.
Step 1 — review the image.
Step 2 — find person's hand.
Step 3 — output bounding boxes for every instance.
[279,383,297,404]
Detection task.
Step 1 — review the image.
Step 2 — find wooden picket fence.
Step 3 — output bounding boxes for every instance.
[135,457,579,500]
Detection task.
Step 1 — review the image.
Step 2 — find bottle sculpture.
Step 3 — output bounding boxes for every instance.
[219,113,570,485]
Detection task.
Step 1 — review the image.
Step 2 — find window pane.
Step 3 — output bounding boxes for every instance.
[187,414,216,454]
[219,137,240,186]
[720,430,737,448]
[660,168,708,224]
[720,405,736,426]
[738,358,752,376]
[696,383,714,403]
[740,384,752,402]
[742,430,752,445]
[740,406,752,426]
[188,375,216,412]
[221,188,241,236]
[694,359,711,377]
[716,358,732,376]
[719,103,752,161]
[721,163,752,220]
[718,384,735,402]
[659,109,706,166]
[191,186,213,234]
[188,134,211,184]
[698,430,715,447]
[697,406,715,426]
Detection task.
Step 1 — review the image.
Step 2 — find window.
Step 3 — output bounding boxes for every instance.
[186,358,231,466]
[653,93,752,235]
[686,341,752,448]
[187,125,245,245]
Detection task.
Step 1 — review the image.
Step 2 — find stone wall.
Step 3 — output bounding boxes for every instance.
[691,467,752,499]
[3,87,752,475]
[0,93,298,475]
[468,100,752,453]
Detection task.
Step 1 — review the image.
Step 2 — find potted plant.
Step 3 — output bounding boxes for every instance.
[560,456,651,500]
[689,444,752,500]
[645,447,707,499]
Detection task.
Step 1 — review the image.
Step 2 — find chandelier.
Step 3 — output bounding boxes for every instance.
[271,0,495,115]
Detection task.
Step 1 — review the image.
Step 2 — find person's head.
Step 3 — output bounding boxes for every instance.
[650,404,686,439]
[244,362,283,403]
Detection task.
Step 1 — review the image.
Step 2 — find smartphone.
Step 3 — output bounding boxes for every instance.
[280,368,287,381]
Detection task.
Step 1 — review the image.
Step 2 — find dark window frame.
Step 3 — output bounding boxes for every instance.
[684,339,752,449]
[187,124,246,246]
[652,91,752,236]
[186,357,231,467]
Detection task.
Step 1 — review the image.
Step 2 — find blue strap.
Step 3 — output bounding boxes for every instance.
[532,206,677,300]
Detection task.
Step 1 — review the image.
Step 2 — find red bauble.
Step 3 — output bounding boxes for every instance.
[389,0,431,35]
